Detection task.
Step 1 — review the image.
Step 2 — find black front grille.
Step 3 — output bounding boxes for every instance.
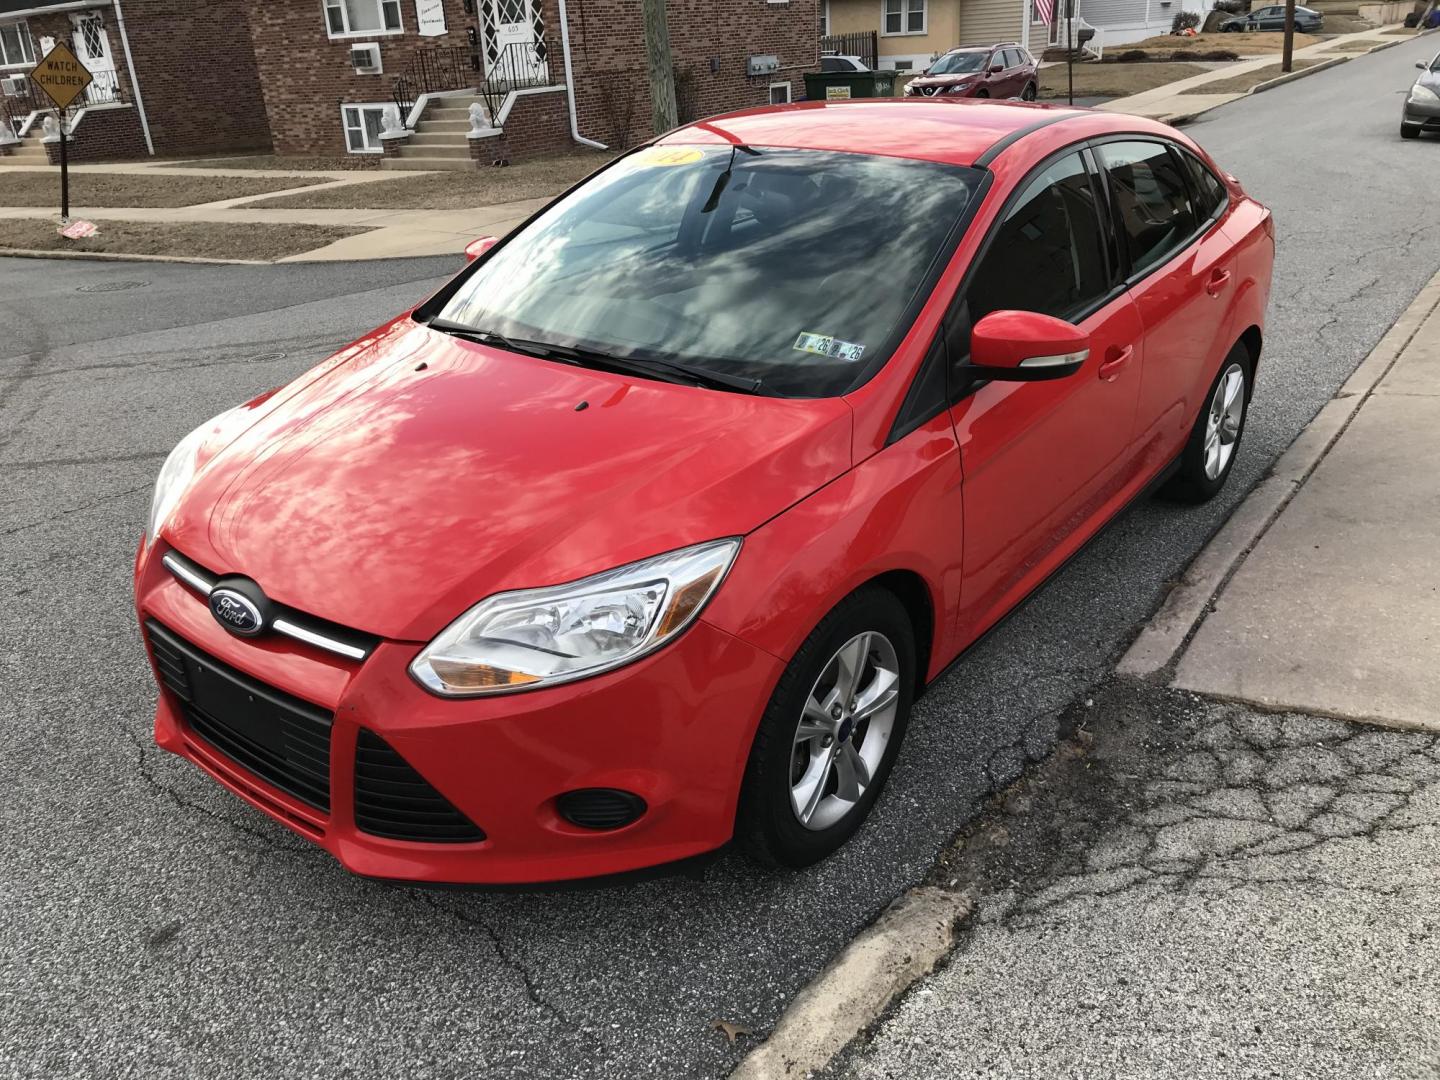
[147,621,333,812]
[354,729,485,843]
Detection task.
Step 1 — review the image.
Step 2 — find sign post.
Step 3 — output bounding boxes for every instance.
[26,42,92,224]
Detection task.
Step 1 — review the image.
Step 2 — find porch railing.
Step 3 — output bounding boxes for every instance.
[392,44,480,125]
[1,79,39,138]
[478,38,554,129]
[820,31,879,71]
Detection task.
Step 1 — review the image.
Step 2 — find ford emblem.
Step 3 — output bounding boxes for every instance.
[209,588,264,636]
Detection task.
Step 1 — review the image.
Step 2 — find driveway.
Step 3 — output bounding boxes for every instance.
[3,35,1439,1080]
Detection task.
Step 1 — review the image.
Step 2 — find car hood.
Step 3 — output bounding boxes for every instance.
[164,320,853,642]
[910,73,980,87]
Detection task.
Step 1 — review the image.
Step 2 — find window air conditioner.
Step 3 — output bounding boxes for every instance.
[351,45,382,75]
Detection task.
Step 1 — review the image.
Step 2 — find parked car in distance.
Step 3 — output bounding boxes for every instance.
[1401,52,1440,138]
[1222,4,1323,31]
[136,99,1272,886]
[821,54,870,72]
[904,43,1038,100]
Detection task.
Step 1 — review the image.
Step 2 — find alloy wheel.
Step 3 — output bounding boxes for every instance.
[1203,362,1246,480]
[789,631,900,831]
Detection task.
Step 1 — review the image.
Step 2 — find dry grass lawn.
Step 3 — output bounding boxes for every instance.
[173,155,382,171]
[0,219,367,260]
[0,171,327,208]
[1039,61,1211,99]
[248,150,616,210]
[1180,57,1320,93]
[1319,37,1381,52]
[1119,30,1325,55]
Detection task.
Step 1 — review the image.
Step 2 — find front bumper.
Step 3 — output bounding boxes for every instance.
[135,542,783,885]
[1402,95,1440,128]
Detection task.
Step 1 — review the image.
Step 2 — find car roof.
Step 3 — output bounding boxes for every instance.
[657,99,1168,169]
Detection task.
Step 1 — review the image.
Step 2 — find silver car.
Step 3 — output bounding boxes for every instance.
[1402,53,1440,139]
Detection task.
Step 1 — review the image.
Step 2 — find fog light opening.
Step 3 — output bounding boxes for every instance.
[556,789,647,830]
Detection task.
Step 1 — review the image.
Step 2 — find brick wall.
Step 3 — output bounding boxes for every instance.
[470,86,571,164]
[123,0,271,155]
[564,0,821,149]
[43,103,148,162]
[245,0,482,157]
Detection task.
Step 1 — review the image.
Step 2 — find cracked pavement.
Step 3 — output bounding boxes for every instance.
[3,36,1440,1080]
[829,684,1440,1080]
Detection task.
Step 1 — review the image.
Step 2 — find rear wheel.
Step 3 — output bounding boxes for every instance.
[1022,82,1037,101]
[1161,345,1252,504]
[736,587,915,868]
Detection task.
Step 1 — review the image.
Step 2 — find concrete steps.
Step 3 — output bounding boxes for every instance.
[379,93,489,171]
[4,137,48,164]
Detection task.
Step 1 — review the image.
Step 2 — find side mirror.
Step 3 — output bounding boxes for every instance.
[464,235,499,262]
[1417,61,1428,69]
[968,310,1089,381]
[989,64,1004,74]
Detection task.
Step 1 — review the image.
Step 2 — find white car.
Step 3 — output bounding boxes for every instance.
[821,54,870,73]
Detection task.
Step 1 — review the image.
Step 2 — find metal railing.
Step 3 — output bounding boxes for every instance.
[820,31,879,71]
[478,38,554,129]
[392,44,480,125]
[80,69,125,106]
[1,79,39,138]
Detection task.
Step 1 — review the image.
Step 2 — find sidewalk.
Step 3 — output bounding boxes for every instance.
[1096,24,1417,123]
[1169,287,1440,731]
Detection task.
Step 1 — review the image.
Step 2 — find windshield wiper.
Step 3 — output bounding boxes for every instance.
[428,319,762,394]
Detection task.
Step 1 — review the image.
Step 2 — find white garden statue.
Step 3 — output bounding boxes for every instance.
[380,103,404,137]
[468,102,489,135]
[41,114,60,140]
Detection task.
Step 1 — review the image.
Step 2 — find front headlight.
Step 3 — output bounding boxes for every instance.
[1411,83,1440,104]
[145,407,240,549]
[410,539,741,696]
[946,82,974,94]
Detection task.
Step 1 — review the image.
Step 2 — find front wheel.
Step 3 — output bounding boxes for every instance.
[736,587,915,868]
[974,88,990,98]
[1161,346,1251,503]
[1402,123,1421,139]
[1022,82,1037,101]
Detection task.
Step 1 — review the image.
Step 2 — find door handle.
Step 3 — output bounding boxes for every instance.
[1098,344,1133,382]
[1205,269,1232,297]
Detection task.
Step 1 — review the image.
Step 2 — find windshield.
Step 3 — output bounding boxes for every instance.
[433,145,982,397]
[928,52,988,75]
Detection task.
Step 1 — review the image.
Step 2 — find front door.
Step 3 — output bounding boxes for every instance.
[946,150,1144,641]
[70,13,117,104]
[481,0,544,84]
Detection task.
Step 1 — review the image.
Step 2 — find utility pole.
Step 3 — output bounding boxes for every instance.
[642,0,678,136]
[1281,0,1297,72]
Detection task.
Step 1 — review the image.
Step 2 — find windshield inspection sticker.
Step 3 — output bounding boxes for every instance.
[632,146,706,167]
[794,332,866,363]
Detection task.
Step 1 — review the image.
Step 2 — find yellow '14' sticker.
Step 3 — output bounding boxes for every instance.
[634,146,706,166]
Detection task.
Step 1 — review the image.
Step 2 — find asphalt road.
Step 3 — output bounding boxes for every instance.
[3,36,1439,1080]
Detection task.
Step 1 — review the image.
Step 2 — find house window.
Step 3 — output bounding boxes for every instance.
[882,0,926,34]
[324,0,403,37]
[0,21,35,68]
[342,103,389,152]
[769,81,792,105]
[819,0,831,35]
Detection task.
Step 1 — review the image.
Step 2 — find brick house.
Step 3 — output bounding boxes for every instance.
[0,0,270,163]
[2,0,821,169]
[243,0,824,169]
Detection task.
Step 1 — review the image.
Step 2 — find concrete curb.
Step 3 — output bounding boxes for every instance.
[1247,54,1349,94]
[1118,266,1440,678]
[728,887,974,1080]
[0,247,270,265]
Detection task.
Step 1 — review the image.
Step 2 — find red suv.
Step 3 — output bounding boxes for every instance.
[136,100,1271,885]
[905,43,1039,100]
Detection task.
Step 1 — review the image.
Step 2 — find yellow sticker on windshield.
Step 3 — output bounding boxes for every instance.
[634,146,706,166]
[794,332,866,363]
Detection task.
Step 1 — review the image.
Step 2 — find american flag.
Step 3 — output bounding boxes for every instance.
[1035,0,1055,25]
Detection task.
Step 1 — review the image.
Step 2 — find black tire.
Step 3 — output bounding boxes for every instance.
[1402,123,1421,140]
[1161,344,1253,504]
[735,586,916,868]
[1022,82,1037,101]
[975,88,990,98]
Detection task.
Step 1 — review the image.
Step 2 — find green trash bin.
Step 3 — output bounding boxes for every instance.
[802,70,897,102]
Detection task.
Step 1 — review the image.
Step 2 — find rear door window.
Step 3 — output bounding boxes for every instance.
[1180,150,1229,222]
[1098,140,1198,277]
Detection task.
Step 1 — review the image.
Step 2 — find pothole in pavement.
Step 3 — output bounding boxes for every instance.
[76,280,149,293]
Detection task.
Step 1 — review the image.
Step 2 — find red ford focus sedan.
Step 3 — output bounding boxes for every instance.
[135,100,1272,885]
